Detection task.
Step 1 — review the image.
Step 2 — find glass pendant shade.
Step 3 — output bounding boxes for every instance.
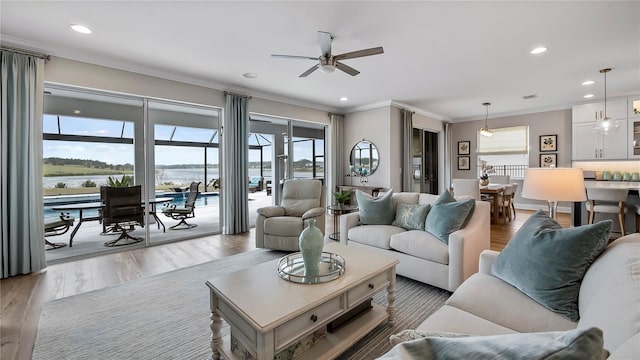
[593,68,619,135]
[480,102,493,137]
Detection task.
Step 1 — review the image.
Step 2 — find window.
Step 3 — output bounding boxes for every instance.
[477,126,529,179]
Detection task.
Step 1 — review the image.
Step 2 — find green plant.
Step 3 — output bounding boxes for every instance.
[54,182,67,189]
[107,175,133,187]
[81,179,97,187]
[208,178,220,190]
[332,190,352,204]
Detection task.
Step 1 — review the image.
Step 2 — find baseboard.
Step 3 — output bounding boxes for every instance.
[513,203,572,214]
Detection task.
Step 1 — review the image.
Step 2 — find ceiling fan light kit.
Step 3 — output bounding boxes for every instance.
[271,31,383,77]
[480,102,493,137]
[592,68,619,136]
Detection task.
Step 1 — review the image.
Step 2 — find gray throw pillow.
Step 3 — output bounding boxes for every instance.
[424,193,475,244]
[491,210,611,322]
[356,190,394,225]
[392,203,431,230]
[379,327,607,360]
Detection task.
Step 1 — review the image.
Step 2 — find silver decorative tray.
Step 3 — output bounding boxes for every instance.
[277,252,346,284]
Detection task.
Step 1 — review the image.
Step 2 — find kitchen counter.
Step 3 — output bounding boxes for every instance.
[573,181,640,228]
[584,180,640,190]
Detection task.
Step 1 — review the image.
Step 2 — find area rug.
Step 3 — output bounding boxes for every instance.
[33,249,450,360]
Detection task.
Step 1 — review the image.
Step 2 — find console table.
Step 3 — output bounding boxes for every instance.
[206,242,398,359]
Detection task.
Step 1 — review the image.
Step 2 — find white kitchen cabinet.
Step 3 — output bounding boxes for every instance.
[629,118,640,159]
[572,99,627,123]
[572,121,628,160]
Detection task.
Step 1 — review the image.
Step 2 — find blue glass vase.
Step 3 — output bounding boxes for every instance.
[299,219,324,277]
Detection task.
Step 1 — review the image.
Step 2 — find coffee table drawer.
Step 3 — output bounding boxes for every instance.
[347,271,389,307]
[274,295,344,349]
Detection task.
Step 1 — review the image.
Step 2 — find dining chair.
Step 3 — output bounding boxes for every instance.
[488,175,511,184]
[509,182,519,220]
[451,178,481,200]
[498,184,514,223]
[585,187,629,236]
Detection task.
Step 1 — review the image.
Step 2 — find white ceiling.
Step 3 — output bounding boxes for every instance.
[1,1,639,121]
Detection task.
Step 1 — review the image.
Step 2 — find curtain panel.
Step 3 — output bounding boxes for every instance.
[1,50,46,278]
[443,122,453,192]
[221,93,249,234]
[401,109,413,192]
[328,113,344,202]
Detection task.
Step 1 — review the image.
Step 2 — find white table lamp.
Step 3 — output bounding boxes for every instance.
[521,167,586,220]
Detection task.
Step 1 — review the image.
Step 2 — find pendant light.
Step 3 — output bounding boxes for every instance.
[593,68,619,135]
[480,102,493,137]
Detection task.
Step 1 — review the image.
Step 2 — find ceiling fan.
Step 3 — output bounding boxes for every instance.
[271,31,384,77]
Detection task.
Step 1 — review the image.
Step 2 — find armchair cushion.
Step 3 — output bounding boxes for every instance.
[302,207,325,220]
[264,217,304,237]
[491,210,611,322]
[256,206,285,218]
[356,189,395,225]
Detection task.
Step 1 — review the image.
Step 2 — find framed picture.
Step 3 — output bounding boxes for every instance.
[458,156,470,170]
[540,153,557,167]
[539,135,557,152]
[458,141,470,155]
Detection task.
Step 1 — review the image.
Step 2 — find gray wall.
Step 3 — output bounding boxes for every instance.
[450,109,572,211]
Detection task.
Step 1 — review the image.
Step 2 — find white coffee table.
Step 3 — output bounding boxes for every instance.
[206,242,399,360]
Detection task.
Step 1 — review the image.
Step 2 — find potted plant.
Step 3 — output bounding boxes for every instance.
[332,190,352,208]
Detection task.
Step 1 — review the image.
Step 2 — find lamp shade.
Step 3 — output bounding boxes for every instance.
[521,168,586,202]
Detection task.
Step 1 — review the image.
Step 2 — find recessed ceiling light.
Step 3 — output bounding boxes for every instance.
[584,94,595,98]
[70,24,92,34]
[582,80,595,86]
[340,97,348,102]
[73,109,82,114]
[529,46,548,55]
[243,73,257,79]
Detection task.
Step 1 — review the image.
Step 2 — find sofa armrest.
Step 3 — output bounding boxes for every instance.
[339,212,361,245]
[302,207,325,220]
[256,206,285,218]
[447,201,491,291]
[479,250,500,274]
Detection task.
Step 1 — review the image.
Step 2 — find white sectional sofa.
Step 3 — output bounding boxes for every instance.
[340,192,491,292]
[414,234,640,358]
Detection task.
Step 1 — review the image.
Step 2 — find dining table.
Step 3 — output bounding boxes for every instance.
[51,197,174,246]
[480,184,509,224]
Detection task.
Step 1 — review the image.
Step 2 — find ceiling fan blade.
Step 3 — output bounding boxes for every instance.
[335,61,360,76]
[299,64,320,77]
[334,47,384,61]
[271,54,318,60]
[318,31,333,57]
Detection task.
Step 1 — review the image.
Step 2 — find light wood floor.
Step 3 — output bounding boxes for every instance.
[1,209,569,360]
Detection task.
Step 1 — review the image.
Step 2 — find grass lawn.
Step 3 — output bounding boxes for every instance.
[43,164,132,176]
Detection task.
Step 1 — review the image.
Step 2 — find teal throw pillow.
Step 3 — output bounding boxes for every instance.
[424,197,475,244]
[392,203,431,230]
[433,189,456,205]
[379,327,606,360]
[356,190,394,225]
[491,210,611,322]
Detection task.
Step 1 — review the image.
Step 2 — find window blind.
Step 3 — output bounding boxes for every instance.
[477,126,528,154]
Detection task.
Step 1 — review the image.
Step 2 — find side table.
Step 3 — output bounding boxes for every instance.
[327,205,358,241]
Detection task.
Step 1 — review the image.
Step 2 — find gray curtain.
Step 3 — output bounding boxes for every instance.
[222,92,249,234]
[328,113,344,200]
[401,109,413,192]
[443,122,453,192]
[1,50,46,278]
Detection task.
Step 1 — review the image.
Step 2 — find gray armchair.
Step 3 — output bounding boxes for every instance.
[255,179,326,251]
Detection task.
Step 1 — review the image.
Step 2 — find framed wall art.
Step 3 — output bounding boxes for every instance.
[539,135,557,152]
[540,153,557,168]
[458,141,470,155]
[458,156,470,170]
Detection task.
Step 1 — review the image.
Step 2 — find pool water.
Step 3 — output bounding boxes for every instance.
[44,193,219,220]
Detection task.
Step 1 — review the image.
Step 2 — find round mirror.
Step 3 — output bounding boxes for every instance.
[350,140,379,175]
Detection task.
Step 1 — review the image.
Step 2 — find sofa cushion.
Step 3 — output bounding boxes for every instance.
[445,273,576,333]
[348,225,405,249]
[424,197,475,244]
[392,192,420,208]
[577,235,640,352]
[491,210,612,322]
[390,231,449,265]
[392,203,431,230]
[356,189,395,225]
[417,305,518,336]
[378,327,606,360]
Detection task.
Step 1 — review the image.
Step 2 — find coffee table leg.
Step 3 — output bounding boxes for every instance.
[387,270,396,325]
[210,295,222,360]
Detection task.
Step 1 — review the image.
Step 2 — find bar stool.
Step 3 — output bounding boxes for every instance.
[585,187,629,236]
[636,204,640,233]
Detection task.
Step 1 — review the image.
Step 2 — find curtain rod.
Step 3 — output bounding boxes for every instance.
[224,90,252,99]
[0,45,50,61]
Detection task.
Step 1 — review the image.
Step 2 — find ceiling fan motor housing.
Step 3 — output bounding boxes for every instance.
[320,56,336,73]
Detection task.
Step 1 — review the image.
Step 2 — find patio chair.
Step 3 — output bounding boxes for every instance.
[162,181,200,229]
[101,185,145,246]
[249,176,263,192]
[44,213,75,250]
